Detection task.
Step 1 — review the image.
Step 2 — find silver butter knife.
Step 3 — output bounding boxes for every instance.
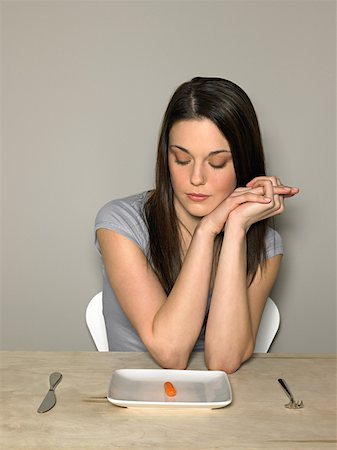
[37,372,63,413]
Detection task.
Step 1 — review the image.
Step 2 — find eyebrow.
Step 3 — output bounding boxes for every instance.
[170,145,231,156]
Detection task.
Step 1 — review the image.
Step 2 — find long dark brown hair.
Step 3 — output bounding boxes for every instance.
[144,77,268,294]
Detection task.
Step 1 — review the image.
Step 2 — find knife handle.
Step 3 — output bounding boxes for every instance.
[49,372,62,390]
[37,373,63,413]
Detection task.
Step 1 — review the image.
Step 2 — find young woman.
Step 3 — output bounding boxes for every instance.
[95,77,299,373]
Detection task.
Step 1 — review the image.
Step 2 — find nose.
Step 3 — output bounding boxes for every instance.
[190,162,206,186]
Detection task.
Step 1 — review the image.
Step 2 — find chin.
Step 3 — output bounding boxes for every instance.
[186,205,215,218]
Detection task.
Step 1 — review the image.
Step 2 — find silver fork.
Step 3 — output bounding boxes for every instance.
[278,378,304,409]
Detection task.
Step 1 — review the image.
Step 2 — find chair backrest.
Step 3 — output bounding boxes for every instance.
[254,297,280,352]
[86,293,280,353]
[86,292,109,351]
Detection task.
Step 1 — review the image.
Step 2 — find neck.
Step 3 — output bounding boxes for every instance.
[173,197,201,235]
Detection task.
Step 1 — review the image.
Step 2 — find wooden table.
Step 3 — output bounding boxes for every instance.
[1,352,336,449]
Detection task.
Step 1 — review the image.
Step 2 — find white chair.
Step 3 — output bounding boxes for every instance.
[86,292,280,353]
[86,292,109,351]
[254,297,280,352]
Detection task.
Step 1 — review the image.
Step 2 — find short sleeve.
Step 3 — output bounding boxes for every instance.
[94,193,149,255]
[265,227,283,259]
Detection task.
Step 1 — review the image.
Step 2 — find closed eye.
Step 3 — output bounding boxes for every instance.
[175,159,191,165]
[209,161,227,169]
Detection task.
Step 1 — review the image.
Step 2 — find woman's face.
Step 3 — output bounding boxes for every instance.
[168,118,237,229]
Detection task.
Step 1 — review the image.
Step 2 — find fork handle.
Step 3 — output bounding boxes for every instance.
[278,378,295,402]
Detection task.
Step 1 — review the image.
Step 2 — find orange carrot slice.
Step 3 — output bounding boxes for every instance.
[164,381,176,397]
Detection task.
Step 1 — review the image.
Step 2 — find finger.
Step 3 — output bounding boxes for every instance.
[287,187,300,195]
[273,186,300,197]
[247,178,274,201]
[273,186,291,194]
[227,192,273,211]
[282,191,300,198]
[231,186,265,196]
[246,176,279,188]
[275,186,284,211]
[248,179,299,201]
[247,177,299,194]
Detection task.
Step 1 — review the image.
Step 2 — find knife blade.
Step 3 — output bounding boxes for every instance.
[37,372,62,413]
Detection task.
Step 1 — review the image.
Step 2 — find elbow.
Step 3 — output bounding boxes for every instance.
[150,344,190,370]
[205,344,254,374]
[157,354,189,370]
[205,357,242,374]
[160,360,188,370]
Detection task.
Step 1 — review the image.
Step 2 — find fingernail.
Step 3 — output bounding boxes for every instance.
[264,197,272,202]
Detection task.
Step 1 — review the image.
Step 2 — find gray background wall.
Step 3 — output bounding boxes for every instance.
[1,0,336,352]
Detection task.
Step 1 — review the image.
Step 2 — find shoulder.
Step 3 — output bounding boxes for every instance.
[265,227,283,259]
[96,191,148,225]
[95,191,149,253]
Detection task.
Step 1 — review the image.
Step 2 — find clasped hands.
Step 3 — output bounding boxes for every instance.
[203,176,299,235]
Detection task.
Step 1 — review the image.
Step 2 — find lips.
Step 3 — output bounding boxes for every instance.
[186,193,210,202]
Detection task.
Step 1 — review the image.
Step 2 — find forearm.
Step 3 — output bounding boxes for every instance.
[204,222,254,373]
[150,224,215,367]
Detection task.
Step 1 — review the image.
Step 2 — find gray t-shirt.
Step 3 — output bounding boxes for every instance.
[95,191,283,351]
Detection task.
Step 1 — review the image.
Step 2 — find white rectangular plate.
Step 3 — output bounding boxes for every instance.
[107,369,232,409]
